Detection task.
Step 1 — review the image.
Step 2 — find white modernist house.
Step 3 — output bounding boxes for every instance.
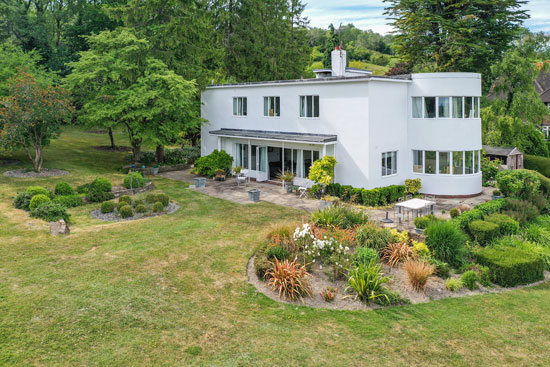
[201,48,482,197]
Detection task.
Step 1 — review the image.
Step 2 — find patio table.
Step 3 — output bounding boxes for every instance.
[395,198,436,224]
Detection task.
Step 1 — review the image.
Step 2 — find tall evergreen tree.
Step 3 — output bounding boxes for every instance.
[322,24,339,68]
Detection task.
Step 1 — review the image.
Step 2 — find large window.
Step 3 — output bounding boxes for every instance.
[264,96,280,117]
[381,151,397,176]
[235,143,249,169]
[412,96,480,118]
[233,97,247,116]
[300,95,319,118]
[412,150,481,175]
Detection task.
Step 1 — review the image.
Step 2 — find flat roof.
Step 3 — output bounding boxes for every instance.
[205,74,411,89]
[209,128,337,144]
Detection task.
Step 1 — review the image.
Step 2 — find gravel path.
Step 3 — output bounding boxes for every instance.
[90,202,180,222]
[3,168,69,178]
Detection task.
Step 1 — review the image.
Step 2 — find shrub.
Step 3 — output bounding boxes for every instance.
[312,206,367,229]
[265,258,312,302]
[101,201,115,214]
[26,186,50,198]
[354,247,380,266]
[324,182,405,206]
[461,270,479,290]
[449,208,460,218]
[145,193,157,204]
[524,154,550,178]
[356,223,393,251]
[119,205,134,218]
[117,201,129,211]
[345,260,391,303]
[452,199,506,230]
[428,258,451,278]
[382,242,414,267]
[405,178,421,195]
[267,245,290,261]
[124,172,144,189]
[476,246,544,287]
[412,241,430,257]
[155,193,170,207]
[403,260,435,291]
[53,195,83,208]
[91,177,112,193]
[54,181,74,196]
[193,150,233,178]
[118,195,132,205]
[468,220,499,245]
[254,243,271,279]
[414,214,439,229]
[493,236,550,271]
[136,204,147,214]
[152,202,164,213]
[320,286,338,302]
[496,169,541,199]
[13,192,32,211]
[524,222,550,247]
[29,194,51,211]
[445,278,464,291]
[484,213,519,236]
[30,202,70,222]
[492,189,501,196]
[133,199,145,207]
[503,198,539,226]
[374,289,410,306]
[308,156,336,185]
[86,190,115,203]
[425,221,467,268]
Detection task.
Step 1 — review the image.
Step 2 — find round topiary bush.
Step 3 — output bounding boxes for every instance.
[145,193,156,203]
[152,201,164,213]
[124,172,144,189]
[29,194,51,210]
[54,181,75,196]
[117,201,129,211]
[119,205,134,218]
[450,208,460,218]
[133,199,145,208]
[119,195,132,205]
[101,201,115,214]
[155,193,169,207]
[91,177,112,193]
[136,204,147,214]
[26,186,50,198]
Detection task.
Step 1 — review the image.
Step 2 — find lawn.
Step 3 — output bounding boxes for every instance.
[1,127,550,366]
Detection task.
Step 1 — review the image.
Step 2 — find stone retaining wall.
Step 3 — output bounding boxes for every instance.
[111,181,155,198]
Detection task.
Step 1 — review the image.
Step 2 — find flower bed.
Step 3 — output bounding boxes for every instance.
[90,192,179,222]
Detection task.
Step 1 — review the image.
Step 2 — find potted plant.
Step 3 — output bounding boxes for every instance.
[277,170,295,193]
[320,195,339,209]
[215,169,226,181]
[234,166,242,176]
[414,215,433,234]
[152,164,160,175]
[491,189,504,200]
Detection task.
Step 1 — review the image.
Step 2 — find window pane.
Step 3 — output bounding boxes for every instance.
[233,98,238,115]
[465,97,473,118]
[453,151,464,174]
[294,149,300,177]
[438,97,450,118]
[412,97,423,118]
[313,150,319,162]
[452,97,463,118]
[413,150,423,173]
[474,97,479,118]
[465,151,474,174]
[300,96,305,117]
[474,150,479,173]
[284,148,292,174]
[381,152,387,176]
[242,97,247,116]
[313,96,319,117]
[307,96,313,118]
[275,97,280,116]
[251,145,257,170]
[425,151,436,174]
[392,151,397,174]
[424,97,436,118]
[263,97,268,116]
[439,152,450,174]
[303,150,312,177]
[243,144,248,169]
[236,144,242,167]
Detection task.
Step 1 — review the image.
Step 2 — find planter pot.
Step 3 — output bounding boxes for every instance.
[248,189,261,202]
[415,228,425,235]
[491,195,504,200]
[285,182,293,193]
[320,200,334,210]
[194,177,206,188]
[152,167,159,175]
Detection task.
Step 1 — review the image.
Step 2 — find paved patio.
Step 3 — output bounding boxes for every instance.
[160,169,320,212]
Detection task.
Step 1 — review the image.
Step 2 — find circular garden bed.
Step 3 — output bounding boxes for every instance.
[90,193,179,222]
[4,168,69,178]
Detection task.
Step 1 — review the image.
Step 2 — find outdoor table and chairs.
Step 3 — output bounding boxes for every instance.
[394,198,436,226]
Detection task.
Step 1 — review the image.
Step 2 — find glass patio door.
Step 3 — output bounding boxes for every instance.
[256,146,268,181]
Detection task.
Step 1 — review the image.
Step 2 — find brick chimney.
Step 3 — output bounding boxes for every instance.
[331,46,347,77]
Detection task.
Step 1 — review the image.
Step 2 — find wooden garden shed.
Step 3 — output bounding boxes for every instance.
[483,145,523,170]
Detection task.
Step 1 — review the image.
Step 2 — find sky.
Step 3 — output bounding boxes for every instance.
[303,0,550,34]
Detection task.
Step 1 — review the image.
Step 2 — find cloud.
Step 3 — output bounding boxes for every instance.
[303,0,550,34]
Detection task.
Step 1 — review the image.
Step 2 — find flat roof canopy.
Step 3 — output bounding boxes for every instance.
[209,128,337,144]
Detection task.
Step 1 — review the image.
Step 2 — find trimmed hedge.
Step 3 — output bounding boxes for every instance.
[29,194,51,211]
[119,205,134,218]
[484,213,519,236]
[26,186,50,198]
[54,182,75,196]
[101,201,116,213]
[476,246,544,287]
[524,154,550,178]
[153,202,164,213]
[124,172,145,189]
[468,220,499,245]
[325,182,405,207]
[452,199,506,230]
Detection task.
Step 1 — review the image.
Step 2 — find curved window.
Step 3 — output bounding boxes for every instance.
[413,150,480,175]
[412,97,479,119]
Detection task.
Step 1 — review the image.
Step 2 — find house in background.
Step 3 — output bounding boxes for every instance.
[201,47,483,197]
[534,70,550,139]
[482,145,523,170]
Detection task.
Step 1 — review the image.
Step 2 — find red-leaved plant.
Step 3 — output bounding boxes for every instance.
[382,242,414,267]
[265,257,312,303]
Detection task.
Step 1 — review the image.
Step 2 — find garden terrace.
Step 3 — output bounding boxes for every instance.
[1,127,550,366]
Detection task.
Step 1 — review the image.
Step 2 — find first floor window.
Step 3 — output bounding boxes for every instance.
[439,152,450,174]
[382,151,397,176]
[413,150,423,173]
[425,151,436,174]
[424,97,436,118]
[474,150,480,173]
[452,97,463,118]
[464,97,474,118]
[233,97,247,116]
[453,151,464,174]
[300,95,319,118]
[412,97,423,118]
[235,143,249,169]
[264,96,280,117]
[438,97,450,118]
[465,151,474,174]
